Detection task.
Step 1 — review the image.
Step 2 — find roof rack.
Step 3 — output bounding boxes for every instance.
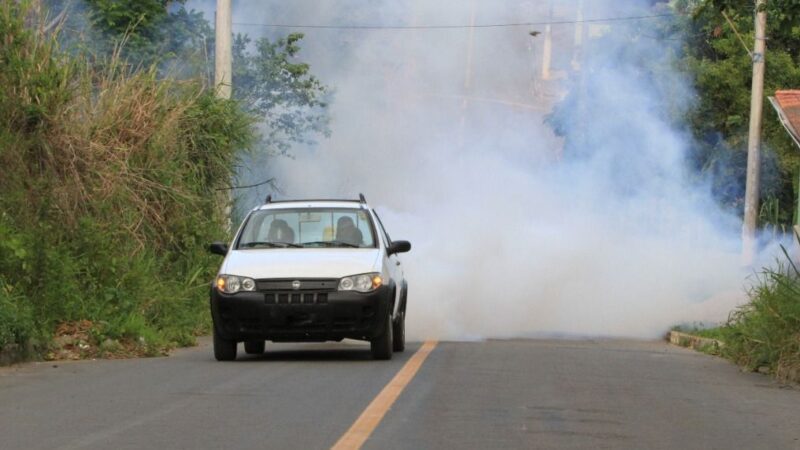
[262,194,368,205]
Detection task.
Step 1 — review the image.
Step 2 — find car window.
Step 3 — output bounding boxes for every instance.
[237,208,377,249]
[371,210,392,245]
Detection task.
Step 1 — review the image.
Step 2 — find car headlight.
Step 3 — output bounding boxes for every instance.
[338,273,382,292]
[215,275,257,294]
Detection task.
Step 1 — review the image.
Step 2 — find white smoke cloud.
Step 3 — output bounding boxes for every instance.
[189,0,780,340]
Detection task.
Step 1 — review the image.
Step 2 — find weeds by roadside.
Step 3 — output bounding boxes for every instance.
[673,244,800,384]
[0,2,255,364]
[723,249,800,383]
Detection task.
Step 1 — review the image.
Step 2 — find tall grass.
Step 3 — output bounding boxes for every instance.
[0,2,255,361]
[720,246,800,383]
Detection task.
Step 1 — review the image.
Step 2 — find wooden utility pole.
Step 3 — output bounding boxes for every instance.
[215,0,232,99]
[742,0,767,265]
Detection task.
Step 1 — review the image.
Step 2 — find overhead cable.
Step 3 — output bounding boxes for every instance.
[232,13,675,31]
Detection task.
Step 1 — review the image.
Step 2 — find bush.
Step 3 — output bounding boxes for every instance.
[0,283,36,352]
[0,2,255,362]
[720,251,800,383]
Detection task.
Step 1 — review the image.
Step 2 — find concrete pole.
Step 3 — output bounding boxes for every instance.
[215,0,232,100]
[571,0,583,71]
[215,0,233,229]
[742,0,767,265]
[458,0,476,149]
[541,0,553,80]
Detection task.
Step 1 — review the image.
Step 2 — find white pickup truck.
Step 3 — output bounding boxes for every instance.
[208,195,411,361]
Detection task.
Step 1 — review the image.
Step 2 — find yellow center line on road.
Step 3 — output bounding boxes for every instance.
[331,340,438,450]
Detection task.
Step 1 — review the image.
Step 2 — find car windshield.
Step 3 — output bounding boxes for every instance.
[236,207,377,249]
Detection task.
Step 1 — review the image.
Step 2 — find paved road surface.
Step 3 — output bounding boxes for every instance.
[1,339,798,449]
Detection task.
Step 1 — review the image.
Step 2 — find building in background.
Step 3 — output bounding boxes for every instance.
[769,90,800,234]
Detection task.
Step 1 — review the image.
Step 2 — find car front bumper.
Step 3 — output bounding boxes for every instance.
[210,285,392,343]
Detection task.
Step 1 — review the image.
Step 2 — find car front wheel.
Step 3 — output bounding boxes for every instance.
[213,328,237,361]
[392,312,405,352]
[370,311,393,360]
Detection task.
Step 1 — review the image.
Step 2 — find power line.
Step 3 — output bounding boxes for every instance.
[216,178,276,191]
[232,13,675,31]
[637,31,702,42]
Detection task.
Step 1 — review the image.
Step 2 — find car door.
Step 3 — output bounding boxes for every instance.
[372,210,403,316]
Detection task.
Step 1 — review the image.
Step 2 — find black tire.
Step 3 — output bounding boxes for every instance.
[392,311,405,352]
[244,340,265,355]
[370,311,393,360]
[213,328,237,361]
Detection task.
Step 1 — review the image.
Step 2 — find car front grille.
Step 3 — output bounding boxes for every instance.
[256,279,336,306]
[256,279,338,292]
[264,292,328,305]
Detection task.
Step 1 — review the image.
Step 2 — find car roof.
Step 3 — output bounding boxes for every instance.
[254,200,369,211]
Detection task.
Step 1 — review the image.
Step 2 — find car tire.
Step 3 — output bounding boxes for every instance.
[244,340,265,355]
[213,328,237,361]
[370,311,393,360]
[392,312,405,353]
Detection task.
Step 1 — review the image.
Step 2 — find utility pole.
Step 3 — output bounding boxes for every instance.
[458,0,476,149]
[571,0,583,71]
[215,0,233,229]
[541,0,553,80]
[215,0,232,100]
[742,0,767,265]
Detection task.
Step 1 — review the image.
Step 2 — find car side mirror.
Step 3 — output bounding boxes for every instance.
[387,240,411,255]
[208,242,228,256]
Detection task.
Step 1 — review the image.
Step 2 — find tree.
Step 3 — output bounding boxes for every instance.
[42,0,212,70]
[232,33,329,157]
[547,0,800,224]
[675,0,800,224]
[229,32,330,214]
[43,2,330,173]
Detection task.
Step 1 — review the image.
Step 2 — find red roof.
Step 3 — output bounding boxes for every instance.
[774,90,800,144]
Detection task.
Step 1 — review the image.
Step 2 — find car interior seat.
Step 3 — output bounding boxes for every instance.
[335,216,363,246]
[267,219,295,243]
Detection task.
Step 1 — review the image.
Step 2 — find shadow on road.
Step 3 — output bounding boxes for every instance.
[235,348,377,363]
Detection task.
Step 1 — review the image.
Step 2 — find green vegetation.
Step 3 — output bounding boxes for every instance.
[0,1,255,361]
[673,0,800,224]
[674,247,800,383]
[0,1,327,364]
[48,0,212,69]
[232,32,329,157]
[722,251,800,382]
[659,0,800,384]
[548,0,800,224]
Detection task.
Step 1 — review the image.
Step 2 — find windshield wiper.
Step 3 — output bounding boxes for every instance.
[240,241,302,249]
[301,240,360,248]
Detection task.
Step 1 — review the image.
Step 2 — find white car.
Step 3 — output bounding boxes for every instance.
[208,195,411,361]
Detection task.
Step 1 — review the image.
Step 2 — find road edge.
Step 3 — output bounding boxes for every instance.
[667,330,724,353]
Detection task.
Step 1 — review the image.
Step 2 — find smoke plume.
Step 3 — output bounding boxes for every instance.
[190,0,779,340]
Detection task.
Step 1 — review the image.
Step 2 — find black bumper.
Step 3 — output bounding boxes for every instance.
[210,285,393,343]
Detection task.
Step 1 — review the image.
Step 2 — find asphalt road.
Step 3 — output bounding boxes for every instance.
[1,339,798,450]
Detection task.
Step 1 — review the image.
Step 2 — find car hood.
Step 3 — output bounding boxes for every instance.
[221,248,382,279]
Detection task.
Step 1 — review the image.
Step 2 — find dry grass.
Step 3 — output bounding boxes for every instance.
[0,1,255,360]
